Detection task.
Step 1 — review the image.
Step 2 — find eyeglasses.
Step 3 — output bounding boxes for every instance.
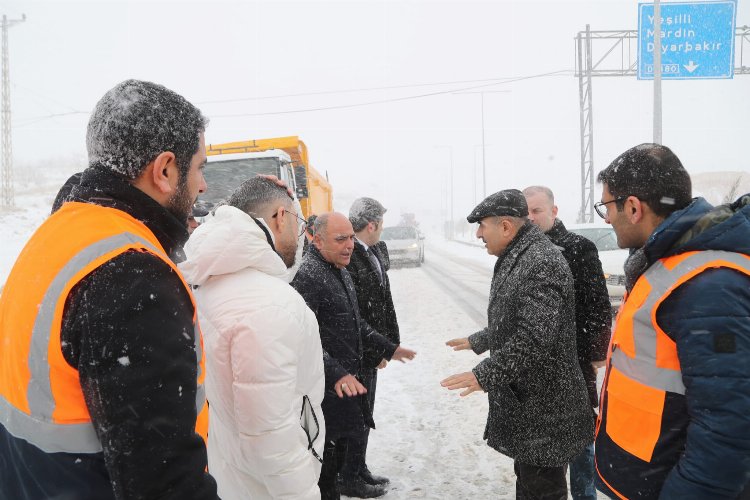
[273,209,308,237]
[594,197,629,219]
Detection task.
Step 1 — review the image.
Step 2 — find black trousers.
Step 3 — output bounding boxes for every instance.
[319,434,370,499]
[338,368,377,482]
[319,439,341,500]
[513,460,568,500]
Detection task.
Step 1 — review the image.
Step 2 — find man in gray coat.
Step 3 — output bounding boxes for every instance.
[441,189,593,500]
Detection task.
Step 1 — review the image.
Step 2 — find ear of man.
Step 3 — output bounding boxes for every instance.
[625,196,644,223]
[313,232,324,250]
[151,151,179,194]
[131,151,179,205]
[268,205,286,234]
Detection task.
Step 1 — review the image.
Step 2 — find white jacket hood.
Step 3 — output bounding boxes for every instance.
[181,205,288,286]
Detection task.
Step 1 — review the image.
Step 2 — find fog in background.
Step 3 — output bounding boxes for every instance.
[4,0,749,234]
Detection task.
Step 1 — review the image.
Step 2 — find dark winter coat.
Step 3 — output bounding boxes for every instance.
[348,240,400,347]
[596,195,750,499]
[469,222,593,467]
[347,239,401,418]
[0,167,218,500]
[545,219,611,408]
[291,245,397,440]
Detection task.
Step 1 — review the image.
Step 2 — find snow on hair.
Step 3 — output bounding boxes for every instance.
[86,79,207,180]
[349,197,386,232]
[227,177,292,216]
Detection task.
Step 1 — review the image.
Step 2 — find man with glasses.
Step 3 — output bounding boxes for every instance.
[442,189,593,500]
[593,144,750,499]
[181,177,326,499]
[292,212,416,500]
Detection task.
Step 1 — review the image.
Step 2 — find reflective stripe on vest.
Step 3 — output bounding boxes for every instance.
[0,203,207,454]
[601,249,750,466]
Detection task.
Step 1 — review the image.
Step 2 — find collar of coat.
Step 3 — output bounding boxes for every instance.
[70,166,190,263]
[544,218,567,241]
[491,221,545,284]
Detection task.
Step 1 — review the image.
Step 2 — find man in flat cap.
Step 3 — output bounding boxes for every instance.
[441,189,593,499]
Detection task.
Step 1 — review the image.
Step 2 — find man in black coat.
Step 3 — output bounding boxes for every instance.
[344,197,400,488]
[442,189,593,500]
[291,212,416,500]
[524,186,611,500]
[0,80,218,499]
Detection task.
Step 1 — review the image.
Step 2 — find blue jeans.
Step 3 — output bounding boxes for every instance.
[570,443,596,500]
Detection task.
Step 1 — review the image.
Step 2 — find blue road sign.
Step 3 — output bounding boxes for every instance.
[638,0,736,80]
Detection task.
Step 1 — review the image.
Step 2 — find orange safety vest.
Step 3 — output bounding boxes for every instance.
[594,250,750,499]
[0,201,208,454]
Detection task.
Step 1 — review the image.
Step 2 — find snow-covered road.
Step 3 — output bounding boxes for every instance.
[367,256,517,499]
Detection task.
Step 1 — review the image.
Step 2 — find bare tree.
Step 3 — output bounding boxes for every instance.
[723,174,743,203]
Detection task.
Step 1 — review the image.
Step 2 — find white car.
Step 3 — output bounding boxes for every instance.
[566,222,628,314]
[381,226,425,267]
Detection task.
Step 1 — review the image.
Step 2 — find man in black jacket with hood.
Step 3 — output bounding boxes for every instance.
[0,80,218,499]
[524,185,611,500]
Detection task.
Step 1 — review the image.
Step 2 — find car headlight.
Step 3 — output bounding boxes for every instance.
[408,243,418,249]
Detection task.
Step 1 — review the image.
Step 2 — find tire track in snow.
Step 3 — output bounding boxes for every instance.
[418,243,491,329]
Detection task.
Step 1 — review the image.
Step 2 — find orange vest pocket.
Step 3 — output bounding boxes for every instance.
[605,366,665,463]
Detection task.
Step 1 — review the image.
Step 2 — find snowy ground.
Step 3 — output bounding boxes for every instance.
[367,262,517,499]
[1,186,605,499]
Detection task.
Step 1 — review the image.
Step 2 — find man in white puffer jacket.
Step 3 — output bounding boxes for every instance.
[180,177,325,500]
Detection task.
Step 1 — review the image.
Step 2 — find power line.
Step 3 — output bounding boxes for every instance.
[11,69,573,125]
[12,82,83,114]
[209,70,571,118]
[14,111,88,128]
[195,73,568,105]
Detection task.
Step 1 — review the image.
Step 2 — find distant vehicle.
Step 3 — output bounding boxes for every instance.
[381,226,425,267]
[199,136,333,219]
[567,222,628,314]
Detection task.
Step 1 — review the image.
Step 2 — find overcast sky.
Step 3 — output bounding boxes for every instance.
[4,0,749,229]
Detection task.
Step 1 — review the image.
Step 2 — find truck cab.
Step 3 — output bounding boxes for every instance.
[197,136,332,220]
[199,149,300,210]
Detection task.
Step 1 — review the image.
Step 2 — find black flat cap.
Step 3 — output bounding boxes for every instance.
[466,189,528,223]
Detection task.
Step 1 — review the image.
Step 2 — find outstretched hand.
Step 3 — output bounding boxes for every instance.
[392,345,417,363]
[446,337,472,351]
[440,371,483,397]
[334,374,367,399]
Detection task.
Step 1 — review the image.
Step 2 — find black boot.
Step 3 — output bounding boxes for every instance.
[339,477,387,498]
[360,465,390,486]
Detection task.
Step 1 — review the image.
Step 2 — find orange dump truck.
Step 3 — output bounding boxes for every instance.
[200,136,333,219]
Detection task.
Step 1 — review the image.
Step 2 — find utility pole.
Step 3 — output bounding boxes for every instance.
[653,0,663,144]
[454,90,510,199]
[473,144,493,206]
[1,14,25,208]
[435,145,454,240]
